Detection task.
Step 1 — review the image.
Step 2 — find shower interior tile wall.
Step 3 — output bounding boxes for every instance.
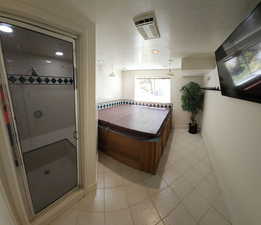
[5,52,73,76]
[6,52,75,152]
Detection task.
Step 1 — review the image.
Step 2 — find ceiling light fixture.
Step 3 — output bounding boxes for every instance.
[0,24,13,33]
[152,49,160,55]
[55,51,63,56]
[167,59,174,76]
[46,60,52,64]
[109,72,116,77]
[109,64,116,77]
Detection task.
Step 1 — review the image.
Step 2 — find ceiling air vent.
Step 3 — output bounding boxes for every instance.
[133,12,160,40]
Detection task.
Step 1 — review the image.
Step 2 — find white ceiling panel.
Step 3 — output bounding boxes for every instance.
[19,0,260,70]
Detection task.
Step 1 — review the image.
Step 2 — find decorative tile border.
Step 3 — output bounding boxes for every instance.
[7,74,74,85]
[97,99,173,110]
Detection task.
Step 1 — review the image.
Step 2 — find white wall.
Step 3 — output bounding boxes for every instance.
[122,70,203,128]
[96,63,122,103]
[202,68,261,225]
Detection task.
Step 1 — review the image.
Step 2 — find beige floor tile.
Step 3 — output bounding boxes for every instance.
[105,187,128,211]
[183,167,204,187]
[163,204,196,225]
[183,189,210,222]
[130,199,161,225]
[161,165,183,185]
[97,162,105,175]
[143,175,168,195]
[211,194,231,222]
[199,208,230,225]
[76,189,104,212]
[104,172,125,188]
[196,177,220,204]
[184,155,200,168]
[151,187,180,218]
[105,208,134,225]
[157,156,175,172]
[205,173,220,190]
[196,160,212,178]
[49,208,78,225]
[173,159,191,175]
[97,174,104,189]
[124,170,152,183]
[171,176,195,199]
[155,221,165,225]
[77,212,105,225]
[126,183,149,206]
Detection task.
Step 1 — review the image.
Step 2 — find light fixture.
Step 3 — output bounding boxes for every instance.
[46,60,52,64]
[152,49,160,55]
[109,72,116,77]
[167,59,174,76]
[109,64,116,77]
[0,24,13,33]
[55,51,63,56]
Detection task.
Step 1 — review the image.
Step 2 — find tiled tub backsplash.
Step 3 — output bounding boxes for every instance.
[96,99,173,110]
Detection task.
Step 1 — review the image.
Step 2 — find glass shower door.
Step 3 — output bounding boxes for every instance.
[0,22,79,214]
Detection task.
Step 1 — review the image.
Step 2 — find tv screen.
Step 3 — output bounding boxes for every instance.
[215,3,261,104]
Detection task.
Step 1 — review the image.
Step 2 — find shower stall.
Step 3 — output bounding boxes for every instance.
[0,19,80,217]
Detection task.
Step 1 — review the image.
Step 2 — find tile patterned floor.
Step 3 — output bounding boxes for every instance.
[49,129,232,225]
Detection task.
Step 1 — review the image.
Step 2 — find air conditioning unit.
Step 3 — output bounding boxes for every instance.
[133,12,160,40]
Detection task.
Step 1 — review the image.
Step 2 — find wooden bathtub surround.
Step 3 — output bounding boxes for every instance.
[98,105,172,174]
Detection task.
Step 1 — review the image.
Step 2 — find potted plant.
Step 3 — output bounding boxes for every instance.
[180,82,204,134]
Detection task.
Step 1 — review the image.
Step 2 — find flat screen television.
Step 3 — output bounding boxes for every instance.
[216,3,261,104]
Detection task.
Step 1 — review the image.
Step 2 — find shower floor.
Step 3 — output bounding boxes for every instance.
[23,139,77,213]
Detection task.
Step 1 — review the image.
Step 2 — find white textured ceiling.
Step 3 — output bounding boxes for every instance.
[92,0,260,70]
[13,0,261,70]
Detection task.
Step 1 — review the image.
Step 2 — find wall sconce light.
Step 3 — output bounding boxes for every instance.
[109,64,116,77]
[167,59,174,76]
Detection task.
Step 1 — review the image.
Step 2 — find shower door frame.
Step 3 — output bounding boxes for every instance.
[0,16,81,219]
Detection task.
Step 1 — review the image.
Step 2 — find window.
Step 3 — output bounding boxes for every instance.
[135,78,171,103]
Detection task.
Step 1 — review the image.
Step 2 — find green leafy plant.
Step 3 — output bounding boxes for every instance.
[180,82,204,125]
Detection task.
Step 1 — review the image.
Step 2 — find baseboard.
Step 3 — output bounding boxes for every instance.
[86,183,97,193]
[173,124,187,129]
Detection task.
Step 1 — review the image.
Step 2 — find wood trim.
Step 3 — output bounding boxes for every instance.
[99,114,172,174]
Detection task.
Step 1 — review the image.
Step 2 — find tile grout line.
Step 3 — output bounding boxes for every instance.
[196,206,212,225]
[210,205,233,225]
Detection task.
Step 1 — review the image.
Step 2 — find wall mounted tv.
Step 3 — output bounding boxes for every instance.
[216,3,261,104]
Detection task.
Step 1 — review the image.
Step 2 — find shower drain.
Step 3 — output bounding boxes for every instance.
[44,169,50,175]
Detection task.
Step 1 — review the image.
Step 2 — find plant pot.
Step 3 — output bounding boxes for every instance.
[189,123,198,134]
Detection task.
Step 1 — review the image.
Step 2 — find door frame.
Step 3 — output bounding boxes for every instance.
[0,16,83,222]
